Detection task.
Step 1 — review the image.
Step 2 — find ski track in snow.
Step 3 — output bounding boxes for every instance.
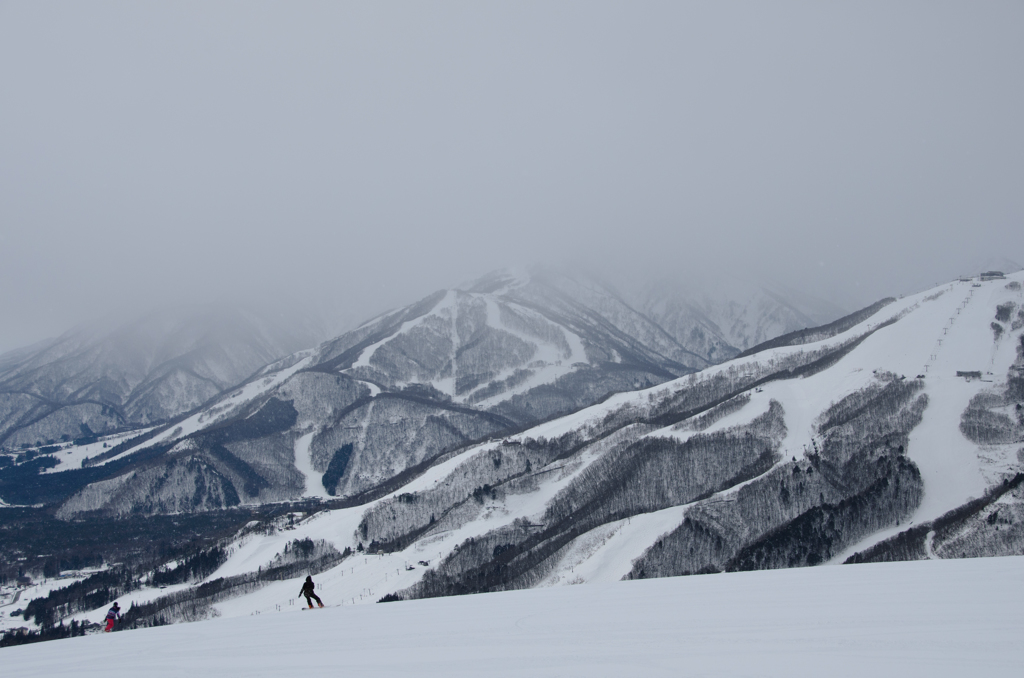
[292,432,331,500]
[535,505,692,586]
[905,281,1019,523]
[457,296,587,408]
[5,557,1023,678]
[350,291,454,371]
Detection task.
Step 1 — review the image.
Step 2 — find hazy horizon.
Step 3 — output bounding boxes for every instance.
[3,2,1022,353]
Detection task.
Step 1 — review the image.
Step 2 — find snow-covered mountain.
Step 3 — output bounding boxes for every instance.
[19,268,777,517]
[0,305,325,449]
[5,270,1024,652]
[313,268,718,421]
[10,271,1019,635]
[635,277,847,356]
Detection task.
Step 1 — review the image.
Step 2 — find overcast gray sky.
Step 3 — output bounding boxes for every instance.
[1,1,1022,353]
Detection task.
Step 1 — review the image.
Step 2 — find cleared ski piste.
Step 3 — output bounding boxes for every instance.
[6,556,1023,677]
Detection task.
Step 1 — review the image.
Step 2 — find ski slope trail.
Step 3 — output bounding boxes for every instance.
[3,557,1022,677]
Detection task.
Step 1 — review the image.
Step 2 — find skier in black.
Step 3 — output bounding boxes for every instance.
[299,576,324,609]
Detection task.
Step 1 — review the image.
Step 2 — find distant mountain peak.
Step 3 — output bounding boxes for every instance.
[0,303,325,448]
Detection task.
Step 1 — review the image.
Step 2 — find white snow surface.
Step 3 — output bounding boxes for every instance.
[292,432,331,500]
[37,428,157,474]
[4,556,1022,677]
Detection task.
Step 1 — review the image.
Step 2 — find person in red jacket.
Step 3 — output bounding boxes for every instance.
[299,576,324,609]
[104,602,121,632]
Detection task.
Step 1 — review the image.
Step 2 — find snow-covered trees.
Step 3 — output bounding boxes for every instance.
[629,378,927,578]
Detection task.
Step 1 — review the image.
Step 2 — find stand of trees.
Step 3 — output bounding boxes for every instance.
[848,473,1024,564]
[628,378,927,578]
[19,566,140,628]
[0,619,89,648]
[151,547,228,587]
[403,401,789,599]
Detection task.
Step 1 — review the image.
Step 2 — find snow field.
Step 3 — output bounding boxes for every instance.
[534,506,691,586]
[38,427,157,474]
[5,556,1023,677]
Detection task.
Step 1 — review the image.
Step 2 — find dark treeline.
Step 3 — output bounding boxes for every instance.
[3,504,339,647]
[0,441,172,507]
[848,472,1024,564]
[267,538,339,568]
[628,377,927,578]
[358,432,590,552]
[0,394,302,514]
[490,364,666,428]
[643,329,883,430]
[1011,334,1024,400]
[0,619,89,648]
[736,297,896,359]
[82,427,165,467]
[672,393,751,432]
[0,506,255,586]
[729,456,921,570]
[151,547,228,587]
[959,331,1024,443]
[19,566,140,628]
[401,401,788,599]
[56,399,310,517]
[322,444,353,495]
[307,392,510,501]
[544,401,787,538]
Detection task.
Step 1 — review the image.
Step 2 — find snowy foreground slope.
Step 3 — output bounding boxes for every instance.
[6,557,1023,678]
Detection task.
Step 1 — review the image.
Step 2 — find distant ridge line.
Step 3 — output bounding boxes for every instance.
[736,297,896,359]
